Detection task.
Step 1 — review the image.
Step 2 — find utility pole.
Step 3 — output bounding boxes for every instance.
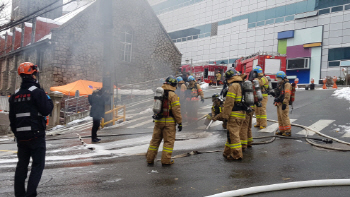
[100,0,114,125]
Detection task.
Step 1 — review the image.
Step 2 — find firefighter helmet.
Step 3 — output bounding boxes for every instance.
[224,68,240,79]
[165,76,177,87]
[254,66,263,74]
[18,62,39,76]
[188,76,195,81]
[212,93,220,102]
[276,71,286,79]
[176,76,183,82]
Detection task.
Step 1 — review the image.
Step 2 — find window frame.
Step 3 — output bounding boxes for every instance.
[120,29,133,62]
[286,58,310,70]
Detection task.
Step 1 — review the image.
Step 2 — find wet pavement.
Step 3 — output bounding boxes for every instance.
[1,87,350,196]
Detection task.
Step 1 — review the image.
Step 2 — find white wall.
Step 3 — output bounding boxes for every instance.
[156,0,306,32]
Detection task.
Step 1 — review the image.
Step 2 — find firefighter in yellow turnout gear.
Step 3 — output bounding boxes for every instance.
[205,93,226,129]
[216,69,246,160]
[253,66,269,129]
[271,71,292,136]
[185,76,204,123]
[176,77,187,119]
[147,76,182,166]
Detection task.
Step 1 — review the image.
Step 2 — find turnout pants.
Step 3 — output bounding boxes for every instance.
[277,104,291,133]
[255,96,268,127]
[146,122,176,164]
[224,112,245,160]
[240,111,254,149]
[92,118,101,139]
[15,137,46,197]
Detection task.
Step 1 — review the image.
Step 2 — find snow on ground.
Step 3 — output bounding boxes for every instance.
[332,87,350,103]
[115,89,154,95]
[0,131,221,166]
[200,82,209,89]
[334,125,350,134]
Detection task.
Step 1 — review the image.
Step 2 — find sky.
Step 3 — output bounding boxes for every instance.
[0,0,12,26]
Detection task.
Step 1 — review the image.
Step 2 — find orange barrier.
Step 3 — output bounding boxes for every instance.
[323,78,327,89]
[311,78,314,84]
[294,78,299,88]
[333,76,338,89]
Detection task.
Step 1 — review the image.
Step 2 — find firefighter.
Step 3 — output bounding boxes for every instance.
[176,76,187,120]
[9,62,53,197]
[253,66,269,129]
[146,76,182,166]
[205,93,226,128]
[271,71,292,136]
[216,71,222,85]
[240,74,255,149]
[215,69,246,160]
[184,76,204,124]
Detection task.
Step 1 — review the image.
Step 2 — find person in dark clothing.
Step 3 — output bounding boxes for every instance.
[88,89,109,142]
[182,72,190,83]
[9,62,53,197]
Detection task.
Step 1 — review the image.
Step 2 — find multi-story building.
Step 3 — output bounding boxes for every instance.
[148,0,350,84]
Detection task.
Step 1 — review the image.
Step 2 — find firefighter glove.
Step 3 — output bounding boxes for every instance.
[201,98,205,103]
[270,91,276,97]
[274,98,280,103]
[282,103,287,110]
[178,123,182,132]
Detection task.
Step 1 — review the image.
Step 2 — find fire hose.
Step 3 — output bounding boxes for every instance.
[206,179,350,197]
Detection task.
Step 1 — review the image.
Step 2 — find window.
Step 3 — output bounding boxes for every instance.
[328,47,350,61]
[266,19,275,25]
[287,58,310,69]
[275,17,284,23]
[248,23,256,28]
[331,6,343,12]
[285,15,294,21]
[346,4,350,10]
[319,8,330,15]
[120,28,133,62]
[328,61,340,67]
[257,21,265,27]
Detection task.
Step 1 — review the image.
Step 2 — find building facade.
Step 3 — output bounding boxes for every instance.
[149,0,350,84]
[0,0,181,95]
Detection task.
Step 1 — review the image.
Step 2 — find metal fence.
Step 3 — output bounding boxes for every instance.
[115,78,164,105]
[61,78,166,123]
[0,96,9,111]
[63,96,90,122]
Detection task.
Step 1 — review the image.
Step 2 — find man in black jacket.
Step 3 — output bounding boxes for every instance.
[9,62,53,197]
[88,88,109,142]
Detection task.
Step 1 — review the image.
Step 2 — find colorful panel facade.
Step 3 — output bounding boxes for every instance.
[287,26,323,47]
[286,45,311,59]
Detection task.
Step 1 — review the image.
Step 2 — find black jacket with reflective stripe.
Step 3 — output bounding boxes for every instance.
[9,80,53,140]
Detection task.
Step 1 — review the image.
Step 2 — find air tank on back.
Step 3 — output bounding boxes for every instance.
[253,80,263,102]
[242,80,254,106]
[266,76,272,91]
[153,87,164,114]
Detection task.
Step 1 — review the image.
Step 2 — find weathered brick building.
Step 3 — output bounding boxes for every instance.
[0,0,181,95]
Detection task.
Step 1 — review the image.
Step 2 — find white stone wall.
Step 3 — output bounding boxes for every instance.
[156,0,306,32]
[171,6,350,80]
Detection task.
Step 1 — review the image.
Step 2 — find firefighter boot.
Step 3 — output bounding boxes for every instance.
[254,124,260,128]
[162,160,174,166]
[282,132,292,137]
[259,126,266,129]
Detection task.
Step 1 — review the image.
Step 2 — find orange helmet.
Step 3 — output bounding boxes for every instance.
[18,62,39,76]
